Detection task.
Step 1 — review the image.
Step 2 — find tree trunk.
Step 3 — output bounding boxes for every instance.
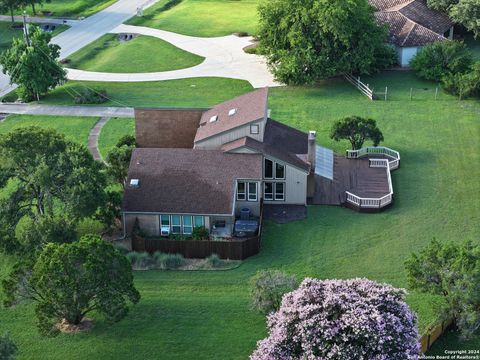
[32,4,36,15]
[10,7,14,24]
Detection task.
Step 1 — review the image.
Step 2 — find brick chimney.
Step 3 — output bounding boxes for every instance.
[307,131,316,173]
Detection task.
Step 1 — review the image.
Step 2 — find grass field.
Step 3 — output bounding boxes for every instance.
[66,34,204,73]
[0,71,478,358]
[15,0,117,18]
[0,22,68,53]
[98,117,134,159]
[0,114,98,144]
[127,0,260,37]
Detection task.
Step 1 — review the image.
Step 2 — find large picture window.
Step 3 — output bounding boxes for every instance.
[264,158,273,179]
[275,163,285,179]
[264,182,273,201]
[194,216,204,228]
[248,182,258,201]
[171,215,181,234]
[237,182,246,200]
[275,183,285,201]
[183,216,193,234]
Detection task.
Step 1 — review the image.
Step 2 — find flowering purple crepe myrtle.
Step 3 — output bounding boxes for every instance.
[251,278,419,360]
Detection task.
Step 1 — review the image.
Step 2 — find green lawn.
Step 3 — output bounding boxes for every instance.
[0,21,68,53]
[0,71,479,358]
[35,77,254,107]
[127,0,260,37]
[15,0,117,18]
[98,117,135,159]
[0,114,98,144]
[66,34,204,73]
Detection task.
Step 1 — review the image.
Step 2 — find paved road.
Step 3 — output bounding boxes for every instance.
[0,0,160,97]
[67,24,278,88]
[0,103,134,117]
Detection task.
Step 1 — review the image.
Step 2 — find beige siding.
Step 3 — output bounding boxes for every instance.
[228,147,261,154]
[194,119,266,150]
[263,160,308,205]
[124,214,160,237]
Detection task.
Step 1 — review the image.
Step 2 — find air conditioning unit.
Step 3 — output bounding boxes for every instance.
[161,226,170,236]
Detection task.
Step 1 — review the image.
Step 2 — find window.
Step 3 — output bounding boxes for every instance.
[264,158,273,179]
[250,124,259,135]
[275,183,285,201]
[275,163,285,179]
[237,182,246,200]
[171,215,181,234]
[183,216,193,234]
[264,182,273,201]
[160,215,170,236]
[248,182,258,201]
[194,216,204,228]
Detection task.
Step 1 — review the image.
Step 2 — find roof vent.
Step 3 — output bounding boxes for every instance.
[228,108,237,116]
[129,178,140,188]
[209,115,218,123]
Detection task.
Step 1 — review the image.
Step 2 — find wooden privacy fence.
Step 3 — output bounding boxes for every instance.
[132,234,261,260]
[420,318,454,354]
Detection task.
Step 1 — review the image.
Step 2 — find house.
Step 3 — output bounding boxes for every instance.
[369,0,454,66]
[122,88,400,240]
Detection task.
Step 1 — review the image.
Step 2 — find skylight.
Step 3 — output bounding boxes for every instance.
[209,115,218,123]
[228,108,237,116]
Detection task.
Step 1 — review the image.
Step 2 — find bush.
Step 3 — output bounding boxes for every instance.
[114,243,130,256]
[443,61,480,99]
[0,333,17,360]
[154,252,185,269]
[126,252,153,269]
[206,254,221,268]
[192,226,209,240]
[250,270,298,314]
[74,88,108,104]
[411,41,473,82]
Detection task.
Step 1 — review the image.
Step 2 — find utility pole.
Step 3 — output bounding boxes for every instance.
[22,11,31,47]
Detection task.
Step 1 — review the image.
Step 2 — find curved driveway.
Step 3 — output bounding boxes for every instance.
[66,24,278,88]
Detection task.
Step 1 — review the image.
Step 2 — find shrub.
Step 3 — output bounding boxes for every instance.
[192,226,209,240]
[0,333,17,360]
[114,243,130,256]
[74,88,108,104]
[126,252,153,269]
[250,278,419,360]
[250,270,298,314]
[411,41,473,82]
[442,61,480,99]
[206,254,221,268]
[154,252,185,269]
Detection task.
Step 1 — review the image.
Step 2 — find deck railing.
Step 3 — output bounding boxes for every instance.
[345,146,400,210]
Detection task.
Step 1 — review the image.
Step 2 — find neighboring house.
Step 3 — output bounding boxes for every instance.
[369,0,454,66]
[122,88,400,239]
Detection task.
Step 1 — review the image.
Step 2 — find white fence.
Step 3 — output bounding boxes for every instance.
[345,147,400,210]
[344,74,374,100]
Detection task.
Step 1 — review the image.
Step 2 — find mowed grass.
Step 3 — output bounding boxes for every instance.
[0,114,98,144]
[98,117,134,159]
[66,34,204,73]
[37,77,254,107]
[0,22,68,53]
[17,0,117,18]
[0,71,479,357]
[127,0,260,37]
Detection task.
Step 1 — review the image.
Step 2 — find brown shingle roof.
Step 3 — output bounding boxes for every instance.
[194,88,269,143]
[122,149,262,215]
[369,0,453,47]
[221,119,310,172]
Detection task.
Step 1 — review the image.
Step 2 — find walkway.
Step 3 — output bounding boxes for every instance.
[0,15,79,25]
[66,24,279,88]
[0,103,134,117]
[88,117,109,162]
[0,0,161,97]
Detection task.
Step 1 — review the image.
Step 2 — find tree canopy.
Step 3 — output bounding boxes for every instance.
[405,239,480,340]
[0,0,22,23]
[0,25,66,101]
[251,278,419,360]
[330,116,384,150]
[24,235,140,336]
[106,135,136,188]
[0,127,106,254]
[257,0,396,85]
[0,333,17,360]
[427,0,480,37]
